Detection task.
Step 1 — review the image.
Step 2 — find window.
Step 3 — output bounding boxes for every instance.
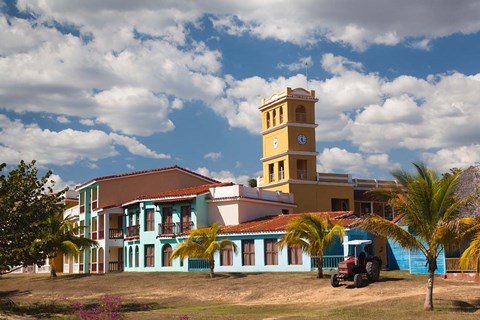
[268,163,275,183]
[79,192,85,214]
[288,245,303,265]
[162,244,172,267]
[220,244,233,266]
[297,160,307,179]
[242,240,255,266]
[272,109,276,126]
[266,112,271,128]
[360,202,372,215]
[332,199,349,211]
[296,106,306,122]
[128,247,133,268]
[79,220,85,237]
[91,216,97,240]
[278,161,285,180]
[145,208,155,231]
[161,207,173,234]
[91,186,98,210]
[385,205,394,220]
[279,107,283,123]
[264,239,278,265]
[180,206,192,233]
[145,245,155,267]
[135,246,139,268]
[91,248,97,264]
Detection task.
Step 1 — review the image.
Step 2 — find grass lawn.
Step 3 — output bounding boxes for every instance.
[0,270,479,319]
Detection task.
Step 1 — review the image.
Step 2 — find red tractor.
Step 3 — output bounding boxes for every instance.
[330,239,382,288]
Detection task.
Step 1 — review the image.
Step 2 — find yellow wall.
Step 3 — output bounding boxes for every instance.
[290,184,354,213]
[262,182,354,213]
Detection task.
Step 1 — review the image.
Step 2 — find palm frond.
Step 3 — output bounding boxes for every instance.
[459,231,480,274]
[358,214,420,251]
[278,213,345,257]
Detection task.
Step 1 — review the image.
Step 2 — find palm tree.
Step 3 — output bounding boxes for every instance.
[170,223,237,278]
[358,162,472,311]
[42,212,97,278]
[278,213,345,279]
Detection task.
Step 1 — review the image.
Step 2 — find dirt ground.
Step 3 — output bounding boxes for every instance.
[1,270,479,319]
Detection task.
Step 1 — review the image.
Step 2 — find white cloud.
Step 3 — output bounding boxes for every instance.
[195,167,250,186]
[0,9,225,137]
[277,56,313,72]
[56,115,70,124]
[317,147,369,176]
[204,152,222,161]
[0,114,169,166]
[48,173,77,192]
[13,1,480,54]
[109,133,170,159]
[317,147,399,178]
[321,53,363,75]
[80,119,95,126]
[93,86,175,136]
[126,164,135,170]
[422,145,480,173]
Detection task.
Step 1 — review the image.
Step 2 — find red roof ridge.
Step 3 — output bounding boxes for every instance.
[122,182,234,205]
[219,211,358,234]
[76,165,220,190]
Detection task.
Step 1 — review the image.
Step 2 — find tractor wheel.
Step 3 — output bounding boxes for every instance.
[330,274,340,287]
[366,260,380,282]
[353,273,363,288]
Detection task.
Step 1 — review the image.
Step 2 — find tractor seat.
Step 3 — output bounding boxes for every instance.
[357,251,366,266]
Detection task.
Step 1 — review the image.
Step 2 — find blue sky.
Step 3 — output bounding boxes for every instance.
[1,0,480,190]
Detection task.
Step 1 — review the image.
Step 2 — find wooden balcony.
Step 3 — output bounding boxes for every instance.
[158,222,194,236]
[108,261,124,272]
[177,221,193,233]
[158,223,175,236]
[126,225,140,239]
[109,228,123,239]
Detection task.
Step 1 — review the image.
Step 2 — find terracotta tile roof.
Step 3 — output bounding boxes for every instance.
[219,211,358,234]
[76,165,220,190]
[122,182,233,206]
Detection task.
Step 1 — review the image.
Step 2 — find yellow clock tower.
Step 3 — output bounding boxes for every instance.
[259,87,354,213]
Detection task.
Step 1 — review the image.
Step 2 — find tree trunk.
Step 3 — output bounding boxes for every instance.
[209,259,215,278]
[50,265,57,278]
[424,269,435,310]
[316,256,323,279]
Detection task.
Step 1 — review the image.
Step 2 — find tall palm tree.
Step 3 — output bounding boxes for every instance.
[278,213,345,279]
[170,223,237,278]
[42,212,97,278]
[358,163,472,311]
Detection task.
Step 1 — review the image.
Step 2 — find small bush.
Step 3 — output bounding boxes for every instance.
[72,294,123,320]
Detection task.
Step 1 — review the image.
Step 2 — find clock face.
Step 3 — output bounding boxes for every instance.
[273,138,278,148]
[297,134,307,145]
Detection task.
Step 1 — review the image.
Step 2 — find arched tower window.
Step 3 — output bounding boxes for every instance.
[296,106,306,123]
[279,107,283,123]
[266,112,271,128]
[163,244,172,267]
[272,110,277,126]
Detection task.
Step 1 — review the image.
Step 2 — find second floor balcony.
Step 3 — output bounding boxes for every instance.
[158,221,194,237]
[126,225,140,239]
